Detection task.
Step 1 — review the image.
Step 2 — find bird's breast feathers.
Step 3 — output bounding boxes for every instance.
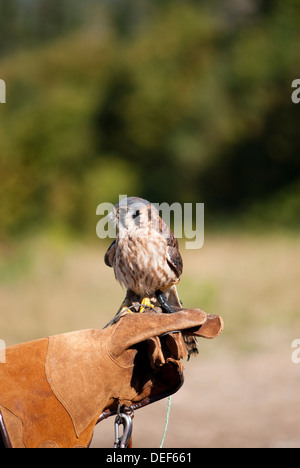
[113,231,175,295]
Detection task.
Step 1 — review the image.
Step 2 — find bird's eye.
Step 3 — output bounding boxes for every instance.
[132,210,140,219]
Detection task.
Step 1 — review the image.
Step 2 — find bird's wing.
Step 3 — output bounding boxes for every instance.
[104,239,117,267]
[166,243,183,278]
[167,284,182,307]
[157,214,183,278]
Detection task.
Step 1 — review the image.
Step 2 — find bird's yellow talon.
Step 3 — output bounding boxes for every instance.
[139,297,154,313]
[120,306,134,314]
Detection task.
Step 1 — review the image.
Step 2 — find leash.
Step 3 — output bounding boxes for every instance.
[112,397,172,448]
[159,396,172,448]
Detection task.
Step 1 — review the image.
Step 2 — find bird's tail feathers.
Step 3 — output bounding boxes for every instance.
[184,336,199,358]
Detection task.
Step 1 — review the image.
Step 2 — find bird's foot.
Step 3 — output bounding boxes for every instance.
[139,296,154,314]
[155,290,176,314]
[120,306,134,314]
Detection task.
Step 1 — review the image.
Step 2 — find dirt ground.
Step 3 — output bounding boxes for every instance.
[91,336,300,448]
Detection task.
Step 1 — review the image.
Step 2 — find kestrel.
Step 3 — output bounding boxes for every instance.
[104,197,198,356]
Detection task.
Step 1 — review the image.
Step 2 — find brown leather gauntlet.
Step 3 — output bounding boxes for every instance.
[0,308,223,448]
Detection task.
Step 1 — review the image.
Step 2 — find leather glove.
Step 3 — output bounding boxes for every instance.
[0,308,223,448]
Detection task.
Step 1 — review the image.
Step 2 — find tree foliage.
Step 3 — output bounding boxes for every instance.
[0,0,299,238]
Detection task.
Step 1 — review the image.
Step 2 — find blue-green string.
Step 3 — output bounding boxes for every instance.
[159,396,172,448]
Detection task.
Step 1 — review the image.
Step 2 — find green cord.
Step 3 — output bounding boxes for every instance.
[159,396,172,448]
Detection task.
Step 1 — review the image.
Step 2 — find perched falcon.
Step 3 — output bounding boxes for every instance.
[104,196,198,356]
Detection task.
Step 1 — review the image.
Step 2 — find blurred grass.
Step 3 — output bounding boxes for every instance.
[0,231,298,353]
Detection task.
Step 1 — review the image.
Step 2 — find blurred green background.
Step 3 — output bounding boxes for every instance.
[1,0,300,448]
[1,0,300,239]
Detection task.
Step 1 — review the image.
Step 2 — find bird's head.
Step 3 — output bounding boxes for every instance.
[108,197,157,235]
